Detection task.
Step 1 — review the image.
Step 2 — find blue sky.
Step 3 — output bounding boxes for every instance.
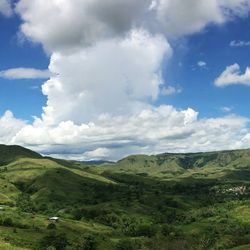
[0,12,48,120]
[161,17,250,118]
[1,0,250,160]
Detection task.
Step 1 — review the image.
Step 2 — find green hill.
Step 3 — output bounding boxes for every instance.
[93,149,250,181]
[117,149,250,170]
[0,144,42,166]
[0,145,249,249]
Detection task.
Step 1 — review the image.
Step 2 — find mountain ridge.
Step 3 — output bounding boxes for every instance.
[1,143,250,166]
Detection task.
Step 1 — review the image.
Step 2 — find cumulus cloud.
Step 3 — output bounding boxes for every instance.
[16,0,250,52]
[0,68,51,79]
[0,108,248,161]
[39,29,171,124]
[0,111,26,143]
[16,0,151,52]
[215,63,250,87]
[154,0,223,37]
[147,0,250,37]
[10,105,249,160]
[6,0,250,159]
[0,0,12,17]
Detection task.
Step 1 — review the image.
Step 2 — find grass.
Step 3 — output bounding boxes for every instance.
[0,239,29,250]
[3,158,115,185]
[0,145,250,249]
[0,145,41,166]
[230,244,250,250]
[228,202,250,223]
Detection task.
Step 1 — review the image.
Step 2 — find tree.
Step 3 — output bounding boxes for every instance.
[47,223,56,230]
[116,239,141,250]
[3,217,13,227]
[74,234,98,250]
[39,233,68,250]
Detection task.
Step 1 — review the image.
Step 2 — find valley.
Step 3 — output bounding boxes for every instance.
[0,145,249,249]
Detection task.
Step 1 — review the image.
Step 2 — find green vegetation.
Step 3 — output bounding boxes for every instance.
[0,144,42,166]
[0,145,250,249]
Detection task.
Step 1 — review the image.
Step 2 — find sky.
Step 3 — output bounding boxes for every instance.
[0,0,250,161]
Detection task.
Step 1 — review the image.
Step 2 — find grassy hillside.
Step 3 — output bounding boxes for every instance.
[0,145,42,166]
[94,149,250,179]
[0,145,249,249]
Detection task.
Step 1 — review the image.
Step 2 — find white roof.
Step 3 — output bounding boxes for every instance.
[49,217,59,220]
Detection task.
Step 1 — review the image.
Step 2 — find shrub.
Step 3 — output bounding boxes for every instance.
[3,217,13,227]
[134,224,156,237]
[16,193,34,212]
[161,224,174,236]
[116,239,141,250]
[47,223,56,230]
[39,233,68,250]
[98,212,121,228]
[75,234,98,250]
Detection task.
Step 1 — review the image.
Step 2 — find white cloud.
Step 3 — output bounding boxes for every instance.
[197,61,207,68]
[151,0,250,37]
[230,40,250,47]
[16,0,151,53]
[0,111,26,144]
[149,0,157,11]
[241,133,250,146]
[221,106,233,113]
[80,148,112,161]
[161,86,182,96]
[215,63,250,87]
[0,0,12,17]
[219,0,250,18]
[10,105,249,160]
[47,148,112,161]
[0,68,50,79]
[16,0,250,52]
[39,29,171,125]
[7,0,250,159]
[154,0,223,37]
[0,107,248,161]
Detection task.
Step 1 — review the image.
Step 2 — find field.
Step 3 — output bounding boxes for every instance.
[0,145,249,249]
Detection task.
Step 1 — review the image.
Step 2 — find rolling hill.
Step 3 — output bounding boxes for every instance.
[0,145,249,249]
[0,144,42,166]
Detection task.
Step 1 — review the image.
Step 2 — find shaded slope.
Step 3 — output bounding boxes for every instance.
[26,168,118,207]
[0,144,42,166]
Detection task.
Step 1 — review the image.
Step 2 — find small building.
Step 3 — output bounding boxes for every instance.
[49,216,59,222]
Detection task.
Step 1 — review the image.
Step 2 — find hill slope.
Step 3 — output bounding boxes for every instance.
[0,144,42,166]
[0,145,249,249]
[92,149,250,182]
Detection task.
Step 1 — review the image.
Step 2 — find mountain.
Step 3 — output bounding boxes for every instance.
[117,149,250,169]
[95,149,250,182]
[0,145,249,250]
